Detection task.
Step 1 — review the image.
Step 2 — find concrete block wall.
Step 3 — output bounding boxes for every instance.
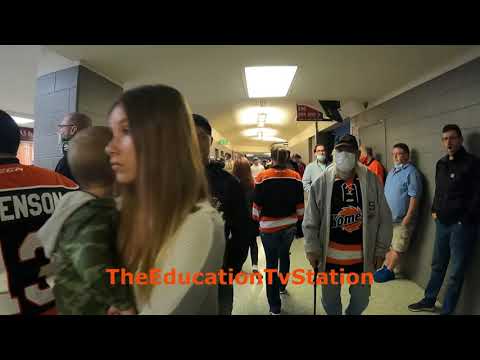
[34,67,79,169]
[34,66,123,170]
[351,57,480,314]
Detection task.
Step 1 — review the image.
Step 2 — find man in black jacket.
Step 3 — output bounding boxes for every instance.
[55,113,92,182]
[409,124,480,315]
[193,114,250,315]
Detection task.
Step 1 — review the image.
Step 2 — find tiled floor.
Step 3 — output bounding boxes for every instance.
[233,237,439,315]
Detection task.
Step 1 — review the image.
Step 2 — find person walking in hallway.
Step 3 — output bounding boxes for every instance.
[253,144,304,315]
[303,134,392,315]
[302,144,329,193]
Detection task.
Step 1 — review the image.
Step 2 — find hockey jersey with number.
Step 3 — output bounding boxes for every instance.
[0,158,78,315]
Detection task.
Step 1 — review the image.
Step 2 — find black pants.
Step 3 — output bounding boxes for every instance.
[250,235,258,266]
[218,281,234,315]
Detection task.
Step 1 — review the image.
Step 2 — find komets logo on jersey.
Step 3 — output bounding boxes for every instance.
[331,206,362,233]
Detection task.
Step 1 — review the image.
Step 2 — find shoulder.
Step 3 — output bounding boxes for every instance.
[26,165,78,189]
[168,202,225,262]
[67,198,118,225]
[285,169,301,180]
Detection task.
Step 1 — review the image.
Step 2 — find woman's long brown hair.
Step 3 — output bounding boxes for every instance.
[233,157,254,191]
[113,85,209,304]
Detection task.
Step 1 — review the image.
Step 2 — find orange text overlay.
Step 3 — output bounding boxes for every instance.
[106,268,373,286]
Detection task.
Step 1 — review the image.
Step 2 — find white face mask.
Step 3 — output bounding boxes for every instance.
[316,154,326,163]
[335,151,356,172]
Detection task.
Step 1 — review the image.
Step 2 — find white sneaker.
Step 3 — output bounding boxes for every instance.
[252,265,258,272]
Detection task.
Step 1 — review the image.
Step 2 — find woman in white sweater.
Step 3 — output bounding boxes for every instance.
[105,84,225,315]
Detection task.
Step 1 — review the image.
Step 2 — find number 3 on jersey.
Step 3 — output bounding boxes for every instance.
[0,234,54,315]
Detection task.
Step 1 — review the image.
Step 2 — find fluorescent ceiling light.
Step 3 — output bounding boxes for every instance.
[13,116,34,125]
[237,106,286,126]
[242,127,278,138]
[245,66,297,98]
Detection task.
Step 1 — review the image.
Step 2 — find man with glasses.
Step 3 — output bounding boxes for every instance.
[55,113,92,182]
[409,124,480,315]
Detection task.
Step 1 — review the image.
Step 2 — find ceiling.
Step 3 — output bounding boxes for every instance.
[46,45,477,147]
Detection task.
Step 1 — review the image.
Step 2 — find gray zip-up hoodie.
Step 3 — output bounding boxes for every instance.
[302,162,392,273]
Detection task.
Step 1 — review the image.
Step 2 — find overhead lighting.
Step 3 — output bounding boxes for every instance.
[242,127,277,138]
[12,116,34,125]
[257,113,267,128]
[245,66,297,98]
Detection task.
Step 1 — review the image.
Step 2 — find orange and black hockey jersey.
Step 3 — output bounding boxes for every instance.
[0,158,78,315]
[252,166,304,234]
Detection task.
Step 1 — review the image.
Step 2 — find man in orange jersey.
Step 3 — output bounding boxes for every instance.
[303,135,392,315]
[359,145,385,185]
[0,110,78,315]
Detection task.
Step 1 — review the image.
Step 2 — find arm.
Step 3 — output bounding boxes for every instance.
[302,176,323,268]
[296,178,305,221]
[403,169,422,225]
[224,178,250,273]
[302,164,312,193]
[140,210,224,315]
[463,156,480,224]
[431,162,440,218]
[375,176,393,258]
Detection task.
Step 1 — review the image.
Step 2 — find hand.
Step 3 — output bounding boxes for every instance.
[374,256,385,269]
[432,213,437,220]
[401,217,411,226]
[107,306,136,315]
[306,252,321,269]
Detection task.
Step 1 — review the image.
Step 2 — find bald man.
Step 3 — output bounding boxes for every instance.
[55,112,92,182]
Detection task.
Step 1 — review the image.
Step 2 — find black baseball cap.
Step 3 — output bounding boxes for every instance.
[334,134,359,152]
[0,110,20,155]
[192,113,212,137]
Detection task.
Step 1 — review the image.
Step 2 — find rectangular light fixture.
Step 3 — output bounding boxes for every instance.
[245,66,297,98]
[257,112,267,127]
[13,116,34,125]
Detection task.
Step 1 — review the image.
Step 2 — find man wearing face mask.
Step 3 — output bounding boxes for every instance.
[359,145,385,185]
[55,113,92,182]
[302,144,329,193]
[303,134,392,315]
[374,143,422,283]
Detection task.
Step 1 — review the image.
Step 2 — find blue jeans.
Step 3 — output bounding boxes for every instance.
[424,220,475,315]
[260,226,296,313]
[321,273,371,315]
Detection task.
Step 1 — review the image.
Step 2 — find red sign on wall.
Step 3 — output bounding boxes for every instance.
[296,104,324,121]
[19,127,34,142]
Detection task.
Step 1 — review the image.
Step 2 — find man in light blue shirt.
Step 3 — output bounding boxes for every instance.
[302,143,329,193]
[375,143,422,283]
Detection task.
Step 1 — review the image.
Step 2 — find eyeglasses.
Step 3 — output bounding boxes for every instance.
[57,124,74,128]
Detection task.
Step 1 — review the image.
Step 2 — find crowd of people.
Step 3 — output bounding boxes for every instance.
[0,83,478,316]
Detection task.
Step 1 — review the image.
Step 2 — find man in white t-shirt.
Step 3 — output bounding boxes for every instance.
[250,157,265,178]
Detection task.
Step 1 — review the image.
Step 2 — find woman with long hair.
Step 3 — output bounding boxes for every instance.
[105,84,225,315]
[252,144,304,315]
[233,157,260,273]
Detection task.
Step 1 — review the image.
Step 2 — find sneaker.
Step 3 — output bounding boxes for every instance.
[252,264,258,272]
[269,310,281,315]
[280,289,289,296]
[374,265,395,283]
[408,299,435,312]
